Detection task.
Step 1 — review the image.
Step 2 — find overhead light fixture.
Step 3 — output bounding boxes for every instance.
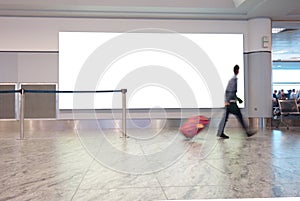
[272,28,286,34]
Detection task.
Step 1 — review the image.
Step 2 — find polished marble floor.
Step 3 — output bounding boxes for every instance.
[1,124,300,201]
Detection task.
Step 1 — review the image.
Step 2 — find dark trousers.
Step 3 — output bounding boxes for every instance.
[217,102,248,136]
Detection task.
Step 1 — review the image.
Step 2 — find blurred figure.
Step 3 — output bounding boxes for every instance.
[273,90,278,107]
[289,89,296,100]
[217,65,256,139]
[278,89,287,100]
[296,90,300,105]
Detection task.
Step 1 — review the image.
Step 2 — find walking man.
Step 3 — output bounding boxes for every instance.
[217,65,256,139]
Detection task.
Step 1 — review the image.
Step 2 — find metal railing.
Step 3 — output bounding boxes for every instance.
[0,88,127,139]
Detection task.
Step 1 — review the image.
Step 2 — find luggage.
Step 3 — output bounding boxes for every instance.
[180,115,210,138]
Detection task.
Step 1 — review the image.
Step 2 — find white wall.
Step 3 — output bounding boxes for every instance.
[0,16,272,119]
[0,16,252,84]
[0,17,250,51]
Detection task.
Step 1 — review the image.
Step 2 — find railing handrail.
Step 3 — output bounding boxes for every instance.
[0,88,127,140]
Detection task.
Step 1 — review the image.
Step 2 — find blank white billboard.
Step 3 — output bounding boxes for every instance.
[59,31,244,109]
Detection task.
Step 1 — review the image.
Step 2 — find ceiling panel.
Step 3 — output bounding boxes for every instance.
[0,0,298,20]
[272,22,300,61]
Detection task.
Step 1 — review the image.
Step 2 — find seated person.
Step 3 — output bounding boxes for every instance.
[278,89,287,100]
[273,90,278,107]
[289,89,296,100]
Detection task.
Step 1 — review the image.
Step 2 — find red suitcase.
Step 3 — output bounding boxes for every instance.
[180,115,210,138]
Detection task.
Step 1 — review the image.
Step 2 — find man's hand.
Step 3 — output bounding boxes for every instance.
[225,102,230,106]
[237,97,243,104]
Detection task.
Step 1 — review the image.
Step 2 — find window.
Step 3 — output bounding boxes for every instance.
[272,61,300,97]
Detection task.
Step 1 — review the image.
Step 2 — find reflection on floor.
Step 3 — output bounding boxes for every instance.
[1,126,300,201]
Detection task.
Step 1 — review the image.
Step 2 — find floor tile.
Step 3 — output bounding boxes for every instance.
[1,126,300,200]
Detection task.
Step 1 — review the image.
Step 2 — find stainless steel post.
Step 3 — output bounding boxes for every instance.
[121,89,127,138]
[20,88,25,140]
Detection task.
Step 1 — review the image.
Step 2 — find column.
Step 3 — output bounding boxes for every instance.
[245,18,272,127]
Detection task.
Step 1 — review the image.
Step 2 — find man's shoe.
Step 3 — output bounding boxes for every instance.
[247,130,257,137]
[219,133,229,139]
